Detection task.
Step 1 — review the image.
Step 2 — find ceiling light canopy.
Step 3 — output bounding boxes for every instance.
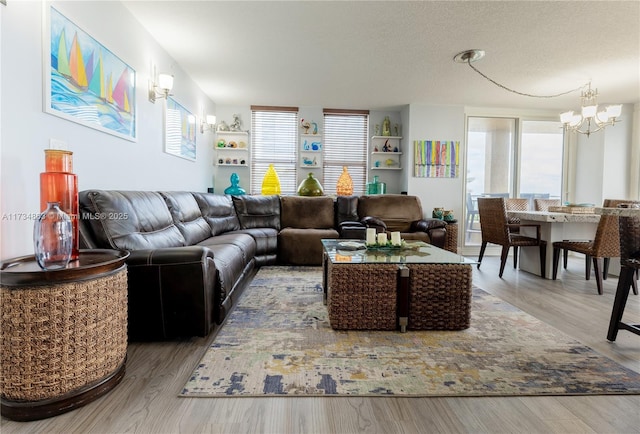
[454,49,622,137]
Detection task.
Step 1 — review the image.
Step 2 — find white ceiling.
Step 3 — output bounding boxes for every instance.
[123,1,640,112]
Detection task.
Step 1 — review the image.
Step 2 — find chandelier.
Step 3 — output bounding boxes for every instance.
[559,83,622,137]
[454,49,622,138]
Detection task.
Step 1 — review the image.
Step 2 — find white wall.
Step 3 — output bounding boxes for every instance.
[406,104,466,222]
[574,104,636,205]
[1,0,216,260]
[602,104,635,202]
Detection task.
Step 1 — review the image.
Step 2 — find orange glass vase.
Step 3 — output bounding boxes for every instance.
[336,166,353,196]
[40,150,79,260]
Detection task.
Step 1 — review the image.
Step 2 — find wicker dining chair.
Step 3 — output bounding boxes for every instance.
[476,197,546,278]
[534,199,561,211]
[607,213,640,341]
[505,198,529,233]
[552,199,640,295]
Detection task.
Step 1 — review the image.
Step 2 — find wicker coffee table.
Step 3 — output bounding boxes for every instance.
[321,240,475,332]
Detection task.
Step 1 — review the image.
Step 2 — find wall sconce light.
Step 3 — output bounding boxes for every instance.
[200,115,217,133]
[148,72,174,103]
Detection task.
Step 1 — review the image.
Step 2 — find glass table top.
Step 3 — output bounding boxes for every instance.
[321,239,476,265]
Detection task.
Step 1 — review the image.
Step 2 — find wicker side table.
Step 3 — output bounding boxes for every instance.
[444,222,458,253]
[327,262,399,330]
[407,263,472,330]
[0,249,129,421]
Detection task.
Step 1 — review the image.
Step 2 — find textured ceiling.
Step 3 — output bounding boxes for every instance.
[123,1,640,111]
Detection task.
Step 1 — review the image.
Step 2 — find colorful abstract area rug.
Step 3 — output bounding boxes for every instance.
[181,266,640,397]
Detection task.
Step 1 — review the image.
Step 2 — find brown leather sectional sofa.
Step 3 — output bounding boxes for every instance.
[79,191,455,341]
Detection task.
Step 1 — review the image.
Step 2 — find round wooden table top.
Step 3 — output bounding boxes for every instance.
[0,249,129,286]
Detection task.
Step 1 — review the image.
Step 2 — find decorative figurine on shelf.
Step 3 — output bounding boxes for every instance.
[382,139,392,152]
[303,140,310,150]
[217,139,226,148]
[217,120,230,132]
[382,116,391,136]
[302,156,317,166]
[311,141,321,150]
[385,158,398,167]
[312,122,318,135]
[301,118,311,134]
[375,124,380,135]
[336,166,353,196]
[230,114,242,131]
[224,173,246,195]
[394,124,400,136]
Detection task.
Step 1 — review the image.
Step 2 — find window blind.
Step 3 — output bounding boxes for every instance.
[323,110,369,196]
[250,107,298,195]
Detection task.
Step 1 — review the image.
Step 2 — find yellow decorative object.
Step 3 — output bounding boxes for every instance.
[261,164,281,195]
[336,166,353,196]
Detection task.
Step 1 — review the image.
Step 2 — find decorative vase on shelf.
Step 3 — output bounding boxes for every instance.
[33,202,73,270]
[382,116,391,136]
[261,164,281,195]
[336,166,353,196]
[366,175,386,195]
[224,173,246,195]
[297,173,324,196]
[432,207,444,219]
[40,149,79,260]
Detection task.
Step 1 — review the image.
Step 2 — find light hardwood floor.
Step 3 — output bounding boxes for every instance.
[2,255,639,434]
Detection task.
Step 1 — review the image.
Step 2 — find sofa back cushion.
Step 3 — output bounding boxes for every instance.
[281,196,335,229]
[192,193,241,236]
[335,195,359,224]
[232,195,281,230]
[160,191,212,245]
[79,190,186,250]
[357,194,424,232]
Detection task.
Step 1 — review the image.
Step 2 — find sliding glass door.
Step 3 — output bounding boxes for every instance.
[464,116,564,246]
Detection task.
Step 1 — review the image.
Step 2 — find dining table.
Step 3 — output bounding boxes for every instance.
[506,210,601,279]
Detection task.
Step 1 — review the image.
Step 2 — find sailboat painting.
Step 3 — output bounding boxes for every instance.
[45,6,136,141]
[165,97,196,161]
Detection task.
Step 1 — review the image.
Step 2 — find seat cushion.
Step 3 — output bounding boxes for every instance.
[278,228,339,265]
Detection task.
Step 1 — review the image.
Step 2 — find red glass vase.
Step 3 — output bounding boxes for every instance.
[40,150,79,260]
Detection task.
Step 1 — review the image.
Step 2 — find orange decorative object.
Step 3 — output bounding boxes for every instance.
[336,166,353,196]
[261,164,281,195]
[40,150,79,260]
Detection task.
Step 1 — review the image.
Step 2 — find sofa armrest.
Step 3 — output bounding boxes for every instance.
[338,221,366,239]
[126,246,216,340]
[409,219,453,251]
[410,218,447,232]
[360,216,387,233]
